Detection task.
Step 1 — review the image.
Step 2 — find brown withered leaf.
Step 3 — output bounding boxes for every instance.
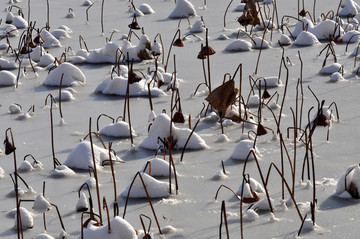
[205,80,239,118]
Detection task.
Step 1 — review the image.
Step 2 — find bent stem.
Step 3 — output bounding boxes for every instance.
[265,163,303,221]
[122,171,162,235]
[140,214,152,236]
[5,130,22,239]
[96,114,115,132]
[102,197,111,233]
[180,103,206,162]
[164,29,181,72]
[45,94,59,169]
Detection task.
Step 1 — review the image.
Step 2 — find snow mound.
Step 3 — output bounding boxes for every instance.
[231,139,261,160]
[0,70,16,86]
[138,3,155,14]
[252,37,270,49]
[40,30,61,48]
[64,141,122,170]
[141,157,174,177]
[32,194,52,213]
[225,39,252,52]
[293,31,319,46]
[141,113,208,150]
[34,233,55,239]
[81,216,137,239]
[43,62,86,86]
[95,75,166,97]
[335,164,360,199]
[121,172,174,198]
[100,121,135,138]
[14,207,34,230]
[169,0,196,19]
[320,63,342,75]
[50,165,76,177]
[237,177,265,195]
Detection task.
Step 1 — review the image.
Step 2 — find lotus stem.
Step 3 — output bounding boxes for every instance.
[83,132,107,149]
[277,57,289,134]
[81,212,101,239]
[154,33,165,64]
[164,29,181,72]
[88,117,103,225]
[219,200,230,239]
[140,214,152,235]
[86,3,94,22]
[123,172,162,234]
[242,150,273,212]
[221,160,226,174]
[44,94,58,169]
[265,162,303,221]
[223,0,234,28]
[102,197,111,233]
[101,0,105,35]
[96,114,115,132]
[79,35,89,53]
[107,142,118,217]
[180,103,206,162]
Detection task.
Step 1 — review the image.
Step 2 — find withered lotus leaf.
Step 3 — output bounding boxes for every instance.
[205,80,239,118]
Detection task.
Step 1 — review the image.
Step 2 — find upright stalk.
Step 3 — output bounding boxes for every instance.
[88,118,103,225]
